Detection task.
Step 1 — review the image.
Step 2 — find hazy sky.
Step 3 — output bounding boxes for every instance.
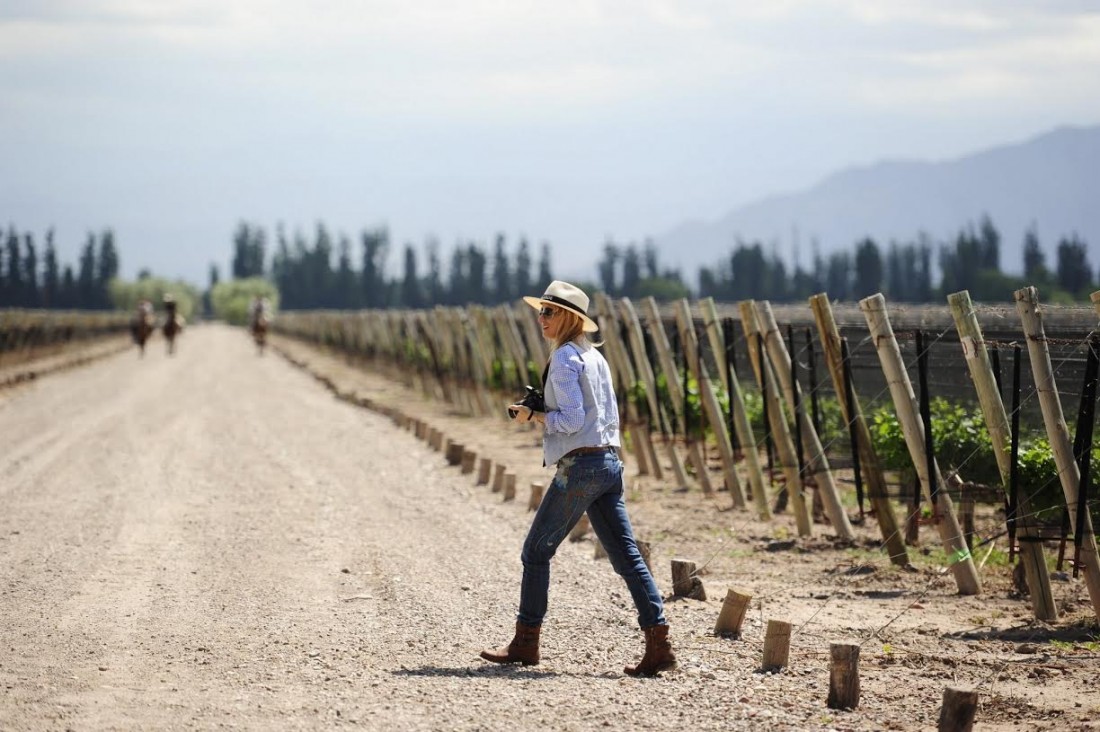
[3,0,1099,285]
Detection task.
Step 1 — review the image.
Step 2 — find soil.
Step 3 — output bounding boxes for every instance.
[1,323,1097,731]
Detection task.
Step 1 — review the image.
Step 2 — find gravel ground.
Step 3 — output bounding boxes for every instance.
[1,323,1097,731]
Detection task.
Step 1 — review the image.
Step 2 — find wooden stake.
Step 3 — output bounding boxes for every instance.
[528,482,543,511]
[640,297,692,489]
[687,441,714,495]
[671,559,706,600]
[674,299,746,507]
[594,540,608,560]
[477,458,492,486]
[859,293,981,596]
[809,294,908,566]
[761,620,792,671]
[948,289,1057,620]
[827,643,861,710]
[445,442,464,466]
[740,301,812,536]
[460,449,477,474]
[756,301,854,540]
[491,463,506,493]
[502,473,516,502]
[637,540,652,571]
[714,588,752,637]
[700,297,771,519]
[618,298,665,481]
[569,514,590,541]
[593,293,651,475]
[937,687,978,732]
[1015,286,1100,621]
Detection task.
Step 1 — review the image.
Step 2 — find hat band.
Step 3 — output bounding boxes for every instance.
[542,293,587,318]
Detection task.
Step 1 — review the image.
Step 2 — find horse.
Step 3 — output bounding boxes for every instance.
[249,297,270,355]
[130,302,155,356]
[250,313,268,355]
[162,299,185,355]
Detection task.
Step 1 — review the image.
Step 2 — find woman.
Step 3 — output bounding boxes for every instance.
[480,280,676,677]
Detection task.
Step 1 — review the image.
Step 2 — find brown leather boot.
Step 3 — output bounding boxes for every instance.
[479,621,541,666]
[624,623,676,677]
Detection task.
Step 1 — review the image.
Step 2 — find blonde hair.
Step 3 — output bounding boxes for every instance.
[551,309,603,351]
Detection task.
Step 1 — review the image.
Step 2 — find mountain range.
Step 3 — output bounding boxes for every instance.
[655,124,1100,281]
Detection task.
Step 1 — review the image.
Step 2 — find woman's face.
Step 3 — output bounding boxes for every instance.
[537,304,565,341]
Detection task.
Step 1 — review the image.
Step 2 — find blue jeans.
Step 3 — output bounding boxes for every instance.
[517,450,667,629]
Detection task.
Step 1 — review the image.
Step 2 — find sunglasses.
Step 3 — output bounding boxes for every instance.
[538,306,559,318]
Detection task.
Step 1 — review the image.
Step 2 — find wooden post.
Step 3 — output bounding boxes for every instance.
[740,301,812,536]
[827,643,860,710]
[948,289,1057,620]
[687,440,714,495]
[460,450,477,474]
[491,463,506,493]
[619,298,666,481]
[670,559,706,600]
[761,620,792,671]
[937,687,979,732]
[859,294,982,596]
[674,299,747,507]
[1093,290,1100,319]
[637,540,652,571]
[477,458,492,486]
[446,442,464,467]
[714,588,752,637]
[756,301,854,540]
[502,473,516,502]
[528,482,543,511]
[569,514,590,541]
[593,293,651,476]
[639,297,691,488]
[1015,286,1100,621]
[700,298,771,519]
[809,294,908,565]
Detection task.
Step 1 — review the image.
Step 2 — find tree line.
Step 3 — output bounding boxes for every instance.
[691,215,1095,304]
[3,214,1095,313]
[0,227,120,309]
[231,222,693,310]
[232,214,1095,310]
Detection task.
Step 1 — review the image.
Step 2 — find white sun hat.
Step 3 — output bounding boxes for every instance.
[522,280,599,333]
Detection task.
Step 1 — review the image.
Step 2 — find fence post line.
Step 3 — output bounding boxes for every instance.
[701,298,771,519]
[740,301,812,536]
[841,339,865,516]
[618,298,665,481]
[806,327,823,435]
[593,294,653,476]
[948,290,1058,621]
[641,297,692,488]
[1070,335,1099,579]
[674,299,745,506]
[758,301,854,540]
[1014,286,1100,622]
[859,293,981,596]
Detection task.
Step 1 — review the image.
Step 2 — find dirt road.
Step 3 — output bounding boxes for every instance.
[1,324,1096,731]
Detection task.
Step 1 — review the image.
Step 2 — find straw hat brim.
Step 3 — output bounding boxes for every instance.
[522,296,599,333]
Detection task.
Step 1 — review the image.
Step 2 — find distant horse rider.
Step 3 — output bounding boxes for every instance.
[162,294,185,355]
[250,296,270,354]
[130,299,155,356]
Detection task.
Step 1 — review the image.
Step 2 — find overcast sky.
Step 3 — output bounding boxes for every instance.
[2,0,1099,285]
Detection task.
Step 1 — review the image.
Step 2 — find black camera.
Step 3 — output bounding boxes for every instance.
[507,385,545,419]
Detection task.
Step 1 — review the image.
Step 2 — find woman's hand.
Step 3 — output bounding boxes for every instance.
[509,405,545,425]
